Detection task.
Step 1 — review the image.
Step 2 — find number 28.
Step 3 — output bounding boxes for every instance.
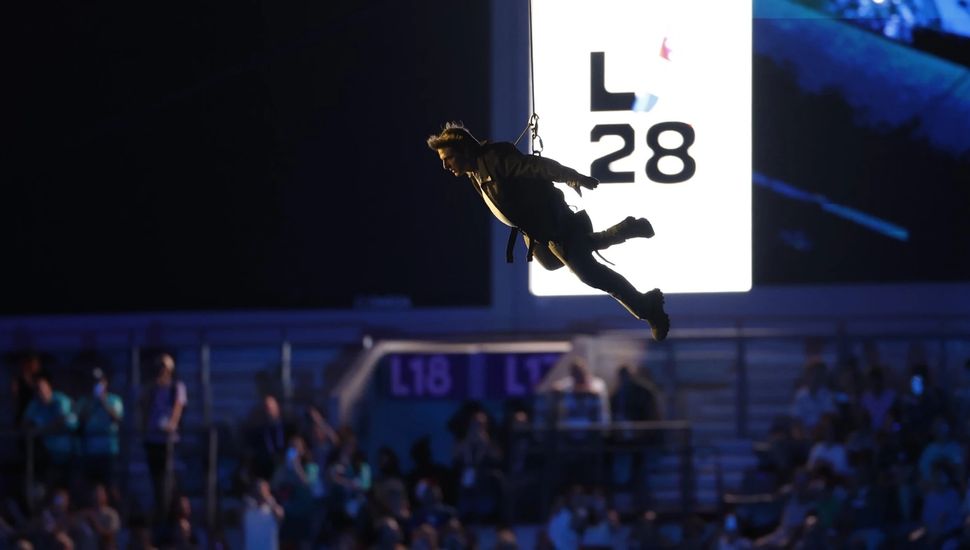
[591,122,696,184]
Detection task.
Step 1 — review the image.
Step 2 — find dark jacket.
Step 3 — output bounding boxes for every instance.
[473,142,585,243]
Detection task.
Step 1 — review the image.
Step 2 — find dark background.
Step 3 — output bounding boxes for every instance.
[5,1,491,314]
[5,2,970,315]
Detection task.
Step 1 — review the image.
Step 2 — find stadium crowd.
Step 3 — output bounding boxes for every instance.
[3,347,970,549]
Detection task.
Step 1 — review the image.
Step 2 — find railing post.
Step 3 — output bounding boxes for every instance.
[126,337,141,505]
[25,430,35,515]
[735,321,748,438]
[206,426,218,531]
[281,337,293,412]
[200,338,212,426]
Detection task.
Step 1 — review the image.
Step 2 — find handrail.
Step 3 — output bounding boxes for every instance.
[2,425,220,528]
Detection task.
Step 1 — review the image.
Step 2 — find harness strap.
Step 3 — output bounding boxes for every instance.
[506,227,538,263]
[506,227,518,263]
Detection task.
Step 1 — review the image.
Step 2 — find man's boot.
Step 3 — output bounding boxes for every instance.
[612,287,670,341]
[592,216,655,250]
[635,289,669,341]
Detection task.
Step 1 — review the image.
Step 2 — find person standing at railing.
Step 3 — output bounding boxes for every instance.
[76,368,123,496]
[140,352,187,522]
[22,374,77,490]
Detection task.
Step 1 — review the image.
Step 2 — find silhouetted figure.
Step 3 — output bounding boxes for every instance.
[428,123,669,340]
[140,353,187,521]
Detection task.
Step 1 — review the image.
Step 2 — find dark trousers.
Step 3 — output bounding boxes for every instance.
[526,215,649,318]
[144,441,176,519]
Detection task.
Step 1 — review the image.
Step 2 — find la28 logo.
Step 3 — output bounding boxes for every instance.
[589,52,695,184]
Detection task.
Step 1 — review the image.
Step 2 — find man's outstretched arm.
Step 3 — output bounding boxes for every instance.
[494,147,599,193]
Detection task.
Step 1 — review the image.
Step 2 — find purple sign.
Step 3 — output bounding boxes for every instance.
[484,353,560,398]
[384,354,467,399]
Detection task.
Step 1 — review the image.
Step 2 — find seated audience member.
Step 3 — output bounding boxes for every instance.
[243,479,284,550]
[917,417,964,484]
[410,523,439,550]
[439,517,469,550]
[859,367,896,433]
[754,469,818,548]
[453,412,503,521]
[76,369,124,492]
[580,487,619,549]
[552,359,610,426]
[806,415,851,477]
[160,495,206,549]
[411,479,458,531]
[844,465,890,550]
[81,484,121,550]
[22,375,77,488]
[272,436,320,548]
[246,395,288,481]
[373,516,406,550]
[790,361,835,434]
[546,490,582,550]
[914,463,962,547]
[495,527,520,550]
[714,513,752,550]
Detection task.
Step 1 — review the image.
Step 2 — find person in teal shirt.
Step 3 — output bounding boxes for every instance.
[22,374,77,487]
[77,368,124,490]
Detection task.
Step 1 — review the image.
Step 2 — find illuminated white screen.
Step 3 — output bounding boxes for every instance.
[529,0,751,295]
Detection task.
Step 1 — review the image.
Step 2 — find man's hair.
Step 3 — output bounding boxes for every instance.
[426,122,481,153]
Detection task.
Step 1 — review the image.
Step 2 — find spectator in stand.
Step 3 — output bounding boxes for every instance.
[806,415,851,478]
[373,516,406,550]
[610,365,662,424]
[439,517,469,550]
[272,436,320,549]
[11,352,47,425]
[76,369,123,494]
[790,361,835,434]
[754,469,818,548]
[918,417,964,484]
[411,522,439,550]
[453,411,503,522]
[160,495,205,549]
[546,486,587,550]
[81,484,120,550]
[243,479,284,550]
[949,359,970,437]
[580,487,620,549]
[914,462,962,548]
[494,527,519,550]
[22,375,77,489]
[406,437,452,509]
[844,465,891,550]
[140,352,187,521]
[411,479,458,532]
[897,363,949,456]
[714,513,752,550]
[301,404,339,479]
[552,359,610,425]
[245,395,288,482]
[859,366,896,434]
[325,430,370,534]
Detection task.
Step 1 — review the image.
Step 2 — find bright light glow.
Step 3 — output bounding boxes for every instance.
[529,0,752,295]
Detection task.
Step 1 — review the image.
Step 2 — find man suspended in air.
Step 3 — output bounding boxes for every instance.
[427,122,669,340]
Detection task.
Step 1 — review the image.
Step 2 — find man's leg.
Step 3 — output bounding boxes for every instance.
[590,216,655,250]
[547,239,669,340]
